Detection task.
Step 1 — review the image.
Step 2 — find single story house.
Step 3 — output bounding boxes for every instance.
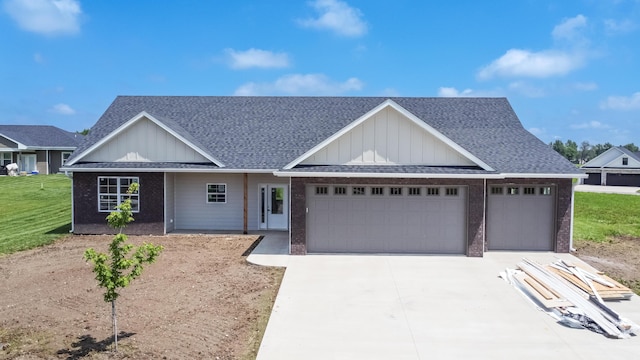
[581,146,640,186]
[62,96,583,257]
[0,125,84,175]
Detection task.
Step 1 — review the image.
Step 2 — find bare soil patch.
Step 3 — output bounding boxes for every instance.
[0,234,284,359]
[573,236,640,295]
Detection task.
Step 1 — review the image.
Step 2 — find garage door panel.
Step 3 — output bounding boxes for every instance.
[488,185,554,251]
[307,185,466,254]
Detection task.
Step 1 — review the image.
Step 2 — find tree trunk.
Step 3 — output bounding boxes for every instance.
[112,300,118,352]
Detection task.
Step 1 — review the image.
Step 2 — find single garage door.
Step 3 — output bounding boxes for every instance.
[306,185,467,254]
[583,172,601,185]
[606,173,640,187]
[487,185,555,251]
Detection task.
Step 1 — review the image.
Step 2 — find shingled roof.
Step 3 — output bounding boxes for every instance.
[67,96,581,175]
[0,125,84,149]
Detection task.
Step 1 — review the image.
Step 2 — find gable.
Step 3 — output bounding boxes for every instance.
[0,135,19,149]
[584,147,640,169]
[299,105,476,167]
[83,116,210,163]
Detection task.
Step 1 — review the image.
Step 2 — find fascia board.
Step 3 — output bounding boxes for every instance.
[0,133,26,149]
[499,173,587,179]
[273,171,504,179]
[60,167,276,173]
[282,99,494,171]
[67,111,225,167]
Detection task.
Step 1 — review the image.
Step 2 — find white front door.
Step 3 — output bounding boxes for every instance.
[259,184,288,230]
[19,154,37,173]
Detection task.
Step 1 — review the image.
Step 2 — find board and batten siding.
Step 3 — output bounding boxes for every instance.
[165,173,176,233]
[301,107,474,166]
[83,117,209,163]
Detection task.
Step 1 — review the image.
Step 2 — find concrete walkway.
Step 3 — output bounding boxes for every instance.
[249,237,640,359]
[575,184,640,195]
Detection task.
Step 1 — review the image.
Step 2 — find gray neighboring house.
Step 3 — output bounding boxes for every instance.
[581,146,640,186]
[62,96,584,257]
[0,125,84,175]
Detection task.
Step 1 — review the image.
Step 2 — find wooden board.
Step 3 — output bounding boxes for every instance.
[546,265,634,300]
[514,272,573,309]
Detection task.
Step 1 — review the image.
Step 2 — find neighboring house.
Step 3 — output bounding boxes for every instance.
[581,146,640,186]
[62,96,583,257]
[0,125,84,175]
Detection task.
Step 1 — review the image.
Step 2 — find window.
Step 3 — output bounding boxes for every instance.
[507,187,519,195]
[207,183,227,203]
[0,152,11,166]
[445,188,458,196]
[623,157,629,166]
[523,187,536,195]
[490,187,503,195]
[61,151,72,164]
[98,177,139,212]
[389,187,403,196]
[334,186,347,195]
[315,186,328,195]
[352,186,365,195]
[408,187,421,196]
[540,187,552,195]
[426,187,440,196]
[371,187,384,195]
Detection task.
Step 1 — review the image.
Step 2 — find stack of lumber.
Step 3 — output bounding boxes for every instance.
[500,258,639,339]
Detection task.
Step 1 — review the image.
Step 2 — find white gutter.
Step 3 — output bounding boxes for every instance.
[273,171,584,179]
[499,173,587,179]
[569,182,576,251]
[59,167,278,174]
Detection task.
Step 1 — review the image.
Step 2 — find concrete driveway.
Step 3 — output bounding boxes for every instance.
[249,236,640,359]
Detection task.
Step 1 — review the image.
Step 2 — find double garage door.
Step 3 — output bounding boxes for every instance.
[306,184,467,254]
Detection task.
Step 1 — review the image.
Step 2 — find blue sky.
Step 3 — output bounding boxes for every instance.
[1,0,639,146]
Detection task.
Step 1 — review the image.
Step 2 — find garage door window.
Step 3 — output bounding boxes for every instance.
[315,186,328,195]
[371,187,384,195]
[334,186,347,195]
[426,187,439,196]
[523,187,536,195]
[491,186,503,195]
[507,187,519,195]
[390,187,403,196]
[408,187,421,196]
[445,188,458,196]
[352,186,365,195]
[540,187,552,195]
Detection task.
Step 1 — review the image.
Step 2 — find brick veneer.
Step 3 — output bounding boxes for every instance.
[291,177,485,257]
[73,172,165,235]
[486,178,573,253]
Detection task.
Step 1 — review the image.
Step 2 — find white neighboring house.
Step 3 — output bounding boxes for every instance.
[581,146,640,186]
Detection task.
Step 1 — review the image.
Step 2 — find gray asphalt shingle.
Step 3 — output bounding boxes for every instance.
[67,96,580,175]
[0,125,84,148]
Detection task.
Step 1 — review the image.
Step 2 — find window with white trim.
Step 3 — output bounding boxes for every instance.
[371,187,384,195]
[352,186,365,195]
[61,151,72,164]
[623,157,629,166]
[389,187,403,196]
[0,152,11,166]
[408,187,421,196]
[426,187,440,196]
[445,187,458,196]
[98,177,139,212]
[507,187,519,195]
[315,186,328,195]
[207,183,227,203]
[334,186,347,195]
[523,187,536,195]
[540,187,552,195]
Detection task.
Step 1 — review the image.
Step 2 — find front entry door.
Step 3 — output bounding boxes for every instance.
[260,185,288,230]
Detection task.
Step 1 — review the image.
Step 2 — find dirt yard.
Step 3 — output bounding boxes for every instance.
[573,236,640,295]
[0,234,284,359]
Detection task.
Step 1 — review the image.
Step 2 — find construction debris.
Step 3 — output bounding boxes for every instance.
[500,258,639,339]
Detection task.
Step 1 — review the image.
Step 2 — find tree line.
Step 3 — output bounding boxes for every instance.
[549,140,639,164]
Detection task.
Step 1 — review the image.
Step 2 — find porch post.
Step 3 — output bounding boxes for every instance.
[243,173,248,234]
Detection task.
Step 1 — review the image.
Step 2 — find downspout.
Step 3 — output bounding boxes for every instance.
[288,176,292,255]
[243,173,248,234]
[69,173,74,233]
[569,181,576,251]
[483,178,487,254]
[46,150,49,174]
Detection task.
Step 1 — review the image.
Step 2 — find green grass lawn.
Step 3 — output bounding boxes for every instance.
[0,174,72,255]
[573,191,640,242]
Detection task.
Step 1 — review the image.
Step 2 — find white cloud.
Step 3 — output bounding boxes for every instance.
[49,103,75,115]
[224,48,290,69]
[604,18,636,34]
[552,14,587,41]
[573,82,598,91]
[528,127,545,136]
[477,49,584,80]
[33,52,44,63]
[437,86,503,97]
[298,0,367,37]
[600,92,640,110]
[570,121,609,129]
[3,0,82,36]
[508,81,546,97]
[234,73,363,96]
